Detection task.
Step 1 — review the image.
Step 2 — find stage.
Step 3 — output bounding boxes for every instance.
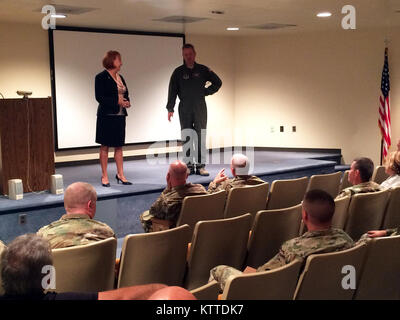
[0,148,346,247]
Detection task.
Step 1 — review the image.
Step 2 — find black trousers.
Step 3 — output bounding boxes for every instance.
[178,101,207,168]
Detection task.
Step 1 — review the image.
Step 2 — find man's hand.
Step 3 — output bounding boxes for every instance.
[243,266,257,274]
[367,230,387,238]
[122,99,131,108]
[213,168,228,184]
[168,112,174,122]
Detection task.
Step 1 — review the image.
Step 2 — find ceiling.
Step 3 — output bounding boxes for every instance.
[0,0,399,35]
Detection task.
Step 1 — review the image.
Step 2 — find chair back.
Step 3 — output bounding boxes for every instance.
[246,204,302,268]
[339,170,351,192]
[266,177,308,210]
[52,238,116,292]
[190,281,220,300]
[185,214,252,290]
[224,183,269,221]
[344,189,390,240]
[177,190,226,237]
[331,196,351,229]
[294,243,367,300]
[118,225,191,288]
[372,165,389,184]
[381,187,400,229]
[307,171,342,198]
[221,260,302,300]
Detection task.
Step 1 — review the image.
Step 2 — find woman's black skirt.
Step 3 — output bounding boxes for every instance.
[96,115,126,147]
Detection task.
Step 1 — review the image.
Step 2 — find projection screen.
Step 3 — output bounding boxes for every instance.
[50,27,183,150]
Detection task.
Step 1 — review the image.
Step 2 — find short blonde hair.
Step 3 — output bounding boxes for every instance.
[385,151,400,175]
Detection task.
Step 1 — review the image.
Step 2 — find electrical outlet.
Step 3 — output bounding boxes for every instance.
[292,126,296,132]
[280,126,284,132]
[19,214,27,225]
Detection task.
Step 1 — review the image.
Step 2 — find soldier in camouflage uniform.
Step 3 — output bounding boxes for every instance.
[209,189,354,291]
[337,157,382,199]
[208,154,265,196]
[37,182,114,249]
[140,161,207,232]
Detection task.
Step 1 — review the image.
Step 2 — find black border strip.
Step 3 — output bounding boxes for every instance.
[48,25,185,151]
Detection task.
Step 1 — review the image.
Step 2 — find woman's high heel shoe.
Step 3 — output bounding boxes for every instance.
[101,178,110,187]
[115,174,132,185]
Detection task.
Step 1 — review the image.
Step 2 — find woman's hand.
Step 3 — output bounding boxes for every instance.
[119,98,130,108]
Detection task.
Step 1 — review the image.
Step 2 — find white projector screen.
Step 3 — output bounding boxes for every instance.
[51,28,183,150]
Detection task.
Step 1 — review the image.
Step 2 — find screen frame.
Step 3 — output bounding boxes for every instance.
[48,26,185,151]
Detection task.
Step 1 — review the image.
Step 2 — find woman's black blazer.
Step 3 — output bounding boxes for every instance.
[95,70,130,116]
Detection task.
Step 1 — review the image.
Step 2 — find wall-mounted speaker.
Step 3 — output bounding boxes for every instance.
[8,179,23,200]
[50,174,64,195]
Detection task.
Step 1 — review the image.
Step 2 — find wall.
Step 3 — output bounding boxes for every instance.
[1,21,399,165]
[234,28,400,165]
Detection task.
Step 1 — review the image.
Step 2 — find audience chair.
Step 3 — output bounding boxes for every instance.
[339,170,351,192]
[354,235,400,300]
[266,177,308,210]
[331,196,351,230]
[118,225,191,288]
[184,214,252,290]
[220,259,302,300]
[223,182,269,221]
[246,204,302,268]
[372,165,389,184]
[381,187,400,229]
[190,281,220,300]
[344,189,390,240]
[52,238,116,293]
[293,243,367,300]
[0,243,5,295]
[177,190,226,237]
[307,171,342,198]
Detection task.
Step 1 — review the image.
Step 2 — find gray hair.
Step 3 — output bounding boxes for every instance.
[1,234,52,296]
[232,153,250,176]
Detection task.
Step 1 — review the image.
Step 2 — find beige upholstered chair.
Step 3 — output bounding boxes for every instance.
[339,170,351,192]
[220,259,302,300]
[294,243,367,300]
[223,182,269,221]
[52,237,117,293]
[266,177,308,210]
[118,225,191,288]
[355,235,400,300]
[372,165,389,184]
[307,171,342,198]
[381,187,400,229]
[344,189,390,240]
[190,281,220,300]
[246,204,302,268]
[177,190,226,237]
[184,214,252,290]
[331,196,351,229]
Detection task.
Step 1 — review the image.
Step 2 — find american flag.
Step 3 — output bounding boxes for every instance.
[378,48,391,159]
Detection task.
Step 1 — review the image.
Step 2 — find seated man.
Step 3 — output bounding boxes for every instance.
[37,182,114,249]
[0,234,183,300]
[140,160,207,232]
[208,153,265,196]
[209,189,354,291]
[337,157,382,199]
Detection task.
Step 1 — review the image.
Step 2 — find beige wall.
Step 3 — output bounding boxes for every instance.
[234,28,399,165]
[1,21,399,165]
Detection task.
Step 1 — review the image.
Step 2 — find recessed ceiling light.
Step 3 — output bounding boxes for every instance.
[227,27,239,31]
[317,12,332,17]
[51,14,67,18]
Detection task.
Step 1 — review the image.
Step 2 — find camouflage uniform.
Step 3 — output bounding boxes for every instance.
[336,181,382,199]
[357,227,400,245]
[140,183,207,232]
[208,175,265,196]
[37,213,115,249]
[209,228,354,291]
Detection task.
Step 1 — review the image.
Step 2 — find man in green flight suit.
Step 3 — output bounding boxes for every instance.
[166,43,222,176]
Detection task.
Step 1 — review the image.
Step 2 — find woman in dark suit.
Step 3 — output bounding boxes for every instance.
[95,50,132,187]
